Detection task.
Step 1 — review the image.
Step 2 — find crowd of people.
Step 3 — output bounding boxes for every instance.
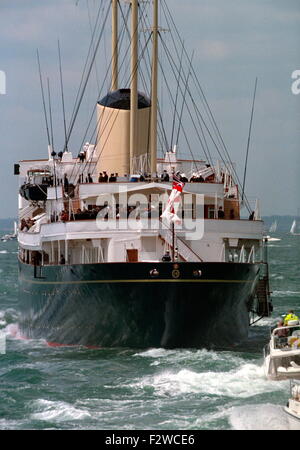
[39,168,216,188]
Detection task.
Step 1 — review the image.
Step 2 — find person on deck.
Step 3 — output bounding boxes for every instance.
[63,174,69,190]
[161,170,169,182]
[217,207,225,219]
[162,251,171,262]
[283,310,299,326]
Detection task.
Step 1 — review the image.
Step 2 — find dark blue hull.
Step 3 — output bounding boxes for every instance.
[18,261,260,348]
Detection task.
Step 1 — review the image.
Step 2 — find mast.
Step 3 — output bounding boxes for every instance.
[130,0,138,175]
[150,0,158,175]
[111,0,119,91]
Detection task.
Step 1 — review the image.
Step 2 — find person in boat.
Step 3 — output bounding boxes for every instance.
[60,254,66,265]
[103,171,108,182]
[274,320,288,337]
[248,211,255,220]
[283,310,299,326]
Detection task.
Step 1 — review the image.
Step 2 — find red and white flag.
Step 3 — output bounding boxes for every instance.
[161,176,185,224]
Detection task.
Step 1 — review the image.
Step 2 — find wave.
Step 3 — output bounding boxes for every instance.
[29,399,92,422]
[0,309,20,330]
[127,362,285,399]
[272,290,300,298]
[134,347,247,370]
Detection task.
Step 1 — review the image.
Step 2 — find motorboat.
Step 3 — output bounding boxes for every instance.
[265,235,281,242]
[284,379,300,423]
[263,320,300,380]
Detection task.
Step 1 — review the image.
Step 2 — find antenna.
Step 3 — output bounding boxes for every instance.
[58,40,68,152]
[241,77,258,204]
[47,77,55,151]
[36,49,51,150]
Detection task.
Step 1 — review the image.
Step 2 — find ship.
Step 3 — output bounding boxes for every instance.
[15,0,272,349]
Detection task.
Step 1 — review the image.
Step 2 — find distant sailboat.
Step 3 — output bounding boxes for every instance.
[290,219,300,236]
[269,220,277,233]
[265,219,281,242]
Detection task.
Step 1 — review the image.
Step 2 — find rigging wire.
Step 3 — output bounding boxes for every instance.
[170,41,184,152]
[36,49,51,147]
[69,0,252,212]
[86,0,102,95]
[69,0,144,183]
[241,77,258,205]
[65,0,109,151]
[161,0,252,211]
[70,2,134,182]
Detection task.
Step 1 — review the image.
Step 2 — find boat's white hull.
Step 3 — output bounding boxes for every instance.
[284,406,300,421]
[264,356,300,381]
[264,235,281,242]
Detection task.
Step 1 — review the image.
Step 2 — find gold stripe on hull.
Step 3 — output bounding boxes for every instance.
[20,277,255,285]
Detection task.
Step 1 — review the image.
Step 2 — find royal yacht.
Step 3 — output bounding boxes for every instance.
[15,0,272,348]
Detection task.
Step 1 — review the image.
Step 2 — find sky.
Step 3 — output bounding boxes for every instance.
[0,0,299,218]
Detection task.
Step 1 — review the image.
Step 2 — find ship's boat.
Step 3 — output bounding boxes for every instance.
[15,0,272,349]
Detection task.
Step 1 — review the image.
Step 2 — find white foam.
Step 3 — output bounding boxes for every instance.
[135,348,178,359]
[5,323,23,339]
[30,399,92,422]
[272,290,300,297]
[0,250,8,254]
[0,308,20,335]
[229,404,300,430]
[129,361,286,399]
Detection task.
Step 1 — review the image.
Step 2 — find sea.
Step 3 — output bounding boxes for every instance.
[0,228,299,432]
